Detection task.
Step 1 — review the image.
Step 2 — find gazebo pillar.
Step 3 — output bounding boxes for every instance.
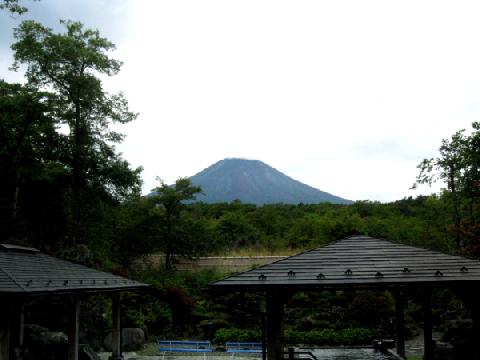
[266,289,284,360]
[452,287,480,360]
[10,300,25,359]
[423,287,434,360]
[393,290,406,359]
[0,300,11,360]
[68,296,80,360]
[111,292,123,360]
[471,306,480,360]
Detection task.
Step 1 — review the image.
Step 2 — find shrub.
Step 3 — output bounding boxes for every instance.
[284,328,378,346]
[214,328,261,344]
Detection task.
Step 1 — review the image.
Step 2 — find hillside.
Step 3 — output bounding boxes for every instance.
[189,158,352,205]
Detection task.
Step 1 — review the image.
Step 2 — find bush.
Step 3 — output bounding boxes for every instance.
[213,327,377,346]
[214,328,261,343]
[285,328,378,346]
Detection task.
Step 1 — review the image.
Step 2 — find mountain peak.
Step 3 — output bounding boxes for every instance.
[189,159,352,205]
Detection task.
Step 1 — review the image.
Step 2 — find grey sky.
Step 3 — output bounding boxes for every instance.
[2,0,479,202]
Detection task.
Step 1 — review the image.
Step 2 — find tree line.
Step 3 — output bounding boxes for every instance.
[2,0,480,273]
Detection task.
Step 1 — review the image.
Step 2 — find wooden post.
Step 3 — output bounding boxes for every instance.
[423,287,434,360]
[472,306,480,360]
[288,347,294,360]
[10,300,24,359]
[394,290,406,359]
[111,292,122,360]
[68,296,80,360]
[0,299,11,360]
[261,313,267,360]
[452,286,480,360]
[266,289,284,360]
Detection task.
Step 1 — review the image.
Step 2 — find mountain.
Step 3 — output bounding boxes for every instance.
[188,158,352,205]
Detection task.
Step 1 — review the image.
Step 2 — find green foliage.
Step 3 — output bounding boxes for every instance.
[415,122,480,253]
[0,80,68,247]
[214,328,261,343]
[184,198,456,256]
[150,178,203,269]
[0,0,31,14]
[10,19,141,249]
[125,268,231,336]
[284,328,378,346]
[213,326,380,347]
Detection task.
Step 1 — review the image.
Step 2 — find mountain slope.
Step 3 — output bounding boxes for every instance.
[189,158,352,205]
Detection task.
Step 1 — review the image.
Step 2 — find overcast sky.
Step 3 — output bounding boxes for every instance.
[2,0,480,202]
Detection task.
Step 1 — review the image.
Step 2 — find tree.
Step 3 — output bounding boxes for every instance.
[0,0,30,14]
[0,80,67,246]
[11,20,141,245]
[415,123,480,250]
[110,198,158,269]
[151,178,202,270]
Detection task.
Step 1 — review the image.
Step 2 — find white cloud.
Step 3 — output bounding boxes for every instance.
[4,0,480,201]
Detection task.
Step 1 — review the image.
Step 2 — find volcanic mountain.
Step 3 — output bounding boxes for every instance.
[188,158,352,205]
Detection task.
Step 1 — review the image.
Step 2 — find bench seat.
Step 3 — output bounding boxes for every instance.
[225,342,262,353]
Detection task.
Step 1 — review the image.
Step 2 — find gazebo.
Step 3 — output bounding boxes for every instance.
[0,243,148,360]
[210,234,480,360]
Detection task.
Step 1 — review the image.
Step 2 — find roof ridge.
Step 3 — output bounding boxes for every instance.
[0,265,26,291]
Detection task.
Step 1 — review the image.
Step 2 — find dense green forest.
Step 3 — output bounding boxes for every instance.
[3,0,480,352]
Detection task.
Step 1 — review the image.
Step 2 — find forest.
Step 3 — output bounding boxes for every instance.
[2,0,480,356]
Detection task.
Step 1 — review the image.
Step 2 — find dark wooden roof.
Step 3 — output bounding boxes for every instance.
[211,235,480,290]
[0,244,148,295]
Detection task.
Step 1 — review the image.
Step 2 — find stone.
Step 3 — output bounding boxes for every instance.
[79,344,102,360]
[434,341,455,360]
[23,324,68,360]
[104,328,145,352]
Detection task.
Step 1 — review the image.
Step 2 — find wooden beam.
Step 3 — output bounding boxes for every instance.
[423,287,434,360]
[68,296,80,360]
[394,290,406,359]
[266,289,284,360]
[111,292,122,360]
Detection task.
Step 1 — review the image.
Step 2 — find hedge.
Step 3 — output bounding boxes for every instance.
[214,327,378,346]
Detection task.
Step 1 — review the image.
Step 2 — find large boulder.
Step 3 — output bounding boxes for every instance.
[434,342,455,360]
[23,324,68,360]
[442,318,474,359]
[103,328,145,352]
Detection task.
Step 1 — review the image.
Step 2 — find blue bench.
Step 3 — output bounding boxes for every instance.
[226,342,262,354]
[159,340,213,353]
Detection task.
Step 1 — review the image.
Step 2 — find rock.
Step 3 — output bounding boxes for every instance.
[434,341,455,360]
[104,328,145,351]
[23,324,68,360]
[79,344,101,360]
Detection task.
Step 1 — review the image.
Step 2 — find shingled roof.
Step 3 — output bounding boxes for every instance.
[0,244,148,295]
[211,235,480,290]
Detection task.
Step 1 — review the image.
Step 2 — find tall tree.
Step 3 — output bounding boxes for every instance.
[151,178,202,270]
[415,123,480,250]
[0,80,66,245]
[11,20,141,245]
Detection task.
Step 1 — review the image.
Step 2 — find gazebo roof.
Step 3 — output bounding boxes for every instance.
[211,235,480,290]
[0,244,148,295]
